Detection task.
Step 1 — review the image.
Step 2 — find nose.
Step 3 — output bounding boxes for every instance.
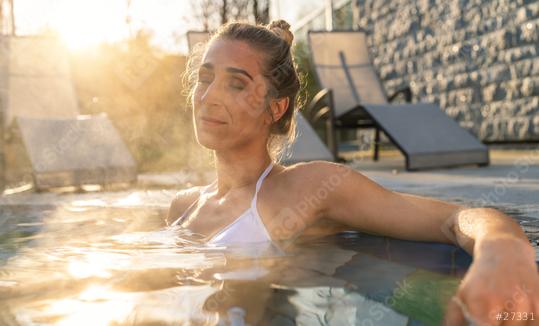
[200,79,223,107]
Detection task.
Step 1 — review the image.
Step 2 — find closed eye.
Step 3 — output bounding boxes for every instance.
[229,77,246,90]
[197,77,212,84]
[197,68,213,84]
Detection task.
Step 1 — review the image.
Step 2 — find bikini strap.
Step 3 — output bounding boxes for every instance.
[174,164,272,226]
[251,162,273,208]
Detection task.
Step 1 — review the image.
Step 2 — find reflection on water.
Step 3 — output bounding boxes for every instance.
[0,203,475,325]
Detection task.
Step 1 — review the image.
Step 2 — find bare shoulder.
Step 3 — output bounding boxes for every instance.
[282,160,382,201]
[276,160,373,211]
[278,160,356,183]
[166,186,203,226]
[268,160,358,210]
[257,161,360,239]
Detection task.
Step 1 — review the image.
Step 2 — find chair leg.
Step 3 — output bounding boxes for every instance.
[324,90,340,162]
[373,128,380,161]
[326,118,338,161]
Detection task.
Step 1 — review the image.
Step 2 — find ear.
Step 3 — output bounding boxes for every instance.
[266,97,289,124]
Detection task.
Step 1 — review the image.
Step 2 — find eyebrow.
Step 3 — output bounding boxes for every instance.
[200,63,254,81]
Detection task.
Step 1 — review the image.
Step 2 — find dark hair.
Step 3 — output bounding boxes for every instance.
[183,20,301,162]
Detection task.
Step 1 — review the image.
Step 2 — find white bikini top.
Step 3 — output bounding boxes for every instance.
[172,162,274,245]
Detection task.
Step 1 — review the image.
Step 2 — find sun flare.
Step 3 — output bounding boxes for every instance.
[49,0,129,50]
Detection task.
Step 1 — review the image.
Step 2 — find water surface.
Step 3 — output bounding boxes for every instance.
[1,196,535,326]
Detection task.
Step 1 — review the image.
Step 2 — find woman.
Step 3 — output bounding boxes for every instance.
[168,20,538,325]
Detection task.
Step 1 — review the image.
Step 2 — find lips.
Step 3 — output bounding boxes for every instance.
[200,116,227,125]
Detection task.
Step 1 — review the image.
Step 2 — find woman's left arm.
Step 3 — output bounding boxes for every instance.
[315,162,539,325]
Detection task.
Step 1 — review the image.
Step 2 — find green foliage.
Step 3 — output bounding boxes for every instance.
[293,39,319,118]
[388,270,460,326]
[293,39,329,140]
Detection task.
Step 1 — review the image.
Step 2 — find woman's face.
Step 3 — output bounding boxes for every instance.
[193,38,272,152]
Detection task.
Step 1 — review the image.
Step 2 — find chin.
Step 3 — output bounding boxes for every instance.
[197,139,219,150]
[195,129,225,150]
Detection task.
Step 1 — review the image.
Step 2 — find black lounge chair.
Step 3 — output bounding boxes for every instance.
[307,30,489,170]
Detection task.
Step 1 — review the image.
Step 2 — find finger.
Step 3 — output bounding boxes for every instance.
[478,297,506,326]
[514,303,532,326]
[502,287,534,326]
[531,283,539,323]
[443,296,467,326]
[529,301,539,326]
[458,295,496,326]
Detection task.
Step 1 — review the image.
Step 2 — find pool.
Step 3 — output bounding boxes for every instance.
[0,193,536,326]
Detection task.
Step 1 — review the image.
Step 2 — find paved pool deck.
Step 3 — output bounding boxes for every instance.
[348,149,539,250]
[348,149,539,211]
[2,149,538,211]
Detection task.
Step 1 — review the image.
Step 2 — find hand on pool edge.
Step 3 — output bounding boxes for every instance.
[443,236,539,326]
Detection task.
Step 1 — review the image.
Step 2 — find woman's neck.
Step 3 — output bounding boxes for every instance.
[213,150,272,197]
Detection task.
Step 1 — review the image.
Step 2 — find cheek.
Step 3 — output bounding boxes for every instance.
[191,83,268,135]
[231,90,268,122]
[234,107,269,138]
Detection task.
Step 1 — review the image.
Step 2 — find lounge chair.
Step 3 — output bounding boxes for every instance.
[307,30,489,170]
[0,36,79,126]
[1,36,137,190]
[17,115,137,190]
[186,31,213,52]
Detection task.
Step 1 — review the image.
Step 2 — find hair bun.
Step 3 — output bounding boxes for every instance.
[267,19,294,46]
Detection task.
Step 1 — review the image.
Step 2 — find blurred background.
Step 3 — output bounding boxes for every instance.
[0,0,327,190]
[0,0,538,191]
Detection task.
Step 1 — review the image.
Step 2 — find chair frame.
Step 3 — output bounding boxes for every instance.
[306,29,412,162]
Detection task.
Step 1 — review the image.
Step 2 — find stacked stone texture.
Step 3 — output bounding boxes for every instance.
[357,0,539,141]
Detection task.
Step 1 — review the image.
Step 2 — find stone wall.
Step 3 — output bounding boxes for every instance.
[355,0,539,141]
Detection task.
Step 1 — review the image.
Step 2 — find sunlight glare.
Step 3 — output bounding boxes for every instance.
[50,0,128,50]
[115,192,142,206]
[67,252,119,278]
[48,285,134,326]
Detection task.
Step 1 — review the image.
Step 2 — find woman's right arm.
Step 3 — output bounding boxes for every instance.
[165,187,201,226]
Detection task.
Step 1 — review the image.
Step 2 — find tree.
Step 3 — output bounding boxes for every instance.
[126,0,133,37]
[0,0,16,35]
[8,0,14,35]
[190,0,220,31]
[252,0,270,25]
[0,1,3,34]
[190,0,270,31]
[229,0,250,22]
[221,0,227,24]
